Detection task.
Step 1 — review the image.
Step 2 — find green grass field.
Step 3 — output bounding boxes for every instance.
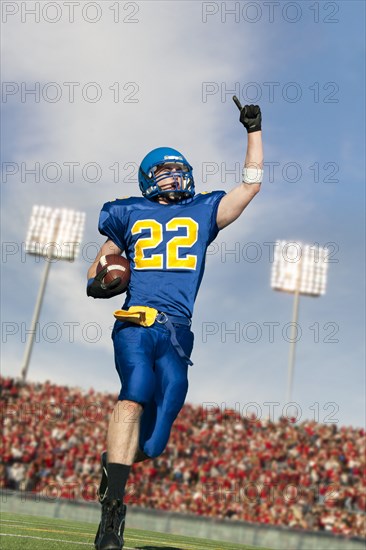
[0,511,271,550]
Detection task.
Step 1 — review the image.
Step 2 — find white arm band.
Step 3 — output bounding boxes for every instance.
[242,167,263,184]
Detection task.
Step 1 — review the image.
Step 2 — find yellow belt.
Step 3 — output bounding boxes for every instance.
[113,306,158,327]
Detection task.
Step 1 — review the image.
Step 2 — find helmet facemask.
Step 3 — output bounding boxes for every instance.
[152,163,193,202]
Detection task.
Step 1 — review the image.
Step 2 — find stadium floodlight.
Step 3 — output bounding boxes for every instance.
[25,205,85,260]
[21,206,86,381]
[271,240,329,403]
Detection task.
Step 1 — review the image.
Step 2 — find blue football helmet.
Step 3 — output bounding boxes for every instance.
[138,147,195,201]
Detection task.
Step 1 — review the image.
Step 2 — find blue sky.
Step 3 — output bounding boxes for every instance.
[1,1,365,427]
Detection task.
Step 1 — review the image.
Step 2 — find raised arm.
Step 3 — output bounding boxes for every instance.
[217,102,263,230]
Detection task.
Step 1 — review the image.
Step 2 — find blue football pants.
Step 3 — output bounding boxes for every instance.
[111,320,194,458]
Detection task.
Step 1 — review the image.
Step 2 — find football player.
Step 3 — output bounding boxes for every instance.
[87,102,263,550]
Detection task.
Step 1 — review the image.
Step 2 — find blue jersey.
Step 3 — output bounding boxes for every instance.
[98,191,226,318]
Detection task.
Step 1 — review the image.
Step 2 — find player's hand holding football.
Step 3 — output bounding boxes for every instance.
[233,96,262,133]
[87,267,122,299]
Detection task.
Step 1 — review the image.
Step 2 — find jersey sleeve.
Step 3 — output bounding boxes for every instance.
[206,190,226,244]
[98,202,126,251]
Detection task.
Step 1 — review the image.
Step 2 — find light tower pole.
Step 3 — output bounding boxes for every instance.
[20,206,85,381]
[271,241,329,403]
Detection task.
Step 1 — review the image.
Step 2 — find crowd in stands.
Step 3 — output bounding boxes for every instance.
[1,376,365,538]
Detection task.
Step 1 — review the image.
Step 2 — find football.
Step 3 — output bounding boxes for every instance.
[96,254,131,293]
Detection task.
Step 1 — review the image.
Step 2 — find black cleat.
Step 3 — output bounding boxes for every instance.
[94,499,126,550]
[94,451,109,547]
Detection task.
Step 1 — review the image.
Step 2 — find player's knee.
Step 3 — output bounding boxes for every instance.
[119,391,154,406]
[119,379,155,405]
[142,440,165,458]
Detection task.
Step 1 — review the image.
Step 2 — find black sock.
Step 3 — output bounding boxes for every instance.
[107,463,131,503]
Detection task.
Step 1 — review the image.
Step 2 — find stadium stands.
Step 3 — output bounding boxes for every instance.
[1,376,365,537]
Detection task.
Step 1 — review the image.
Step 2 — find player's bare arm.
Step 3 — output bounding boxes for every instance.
[217,101,263,230]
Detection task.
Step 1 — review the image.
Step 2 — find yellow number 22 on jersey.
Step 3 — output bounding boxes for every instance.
[131,217,198,270]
